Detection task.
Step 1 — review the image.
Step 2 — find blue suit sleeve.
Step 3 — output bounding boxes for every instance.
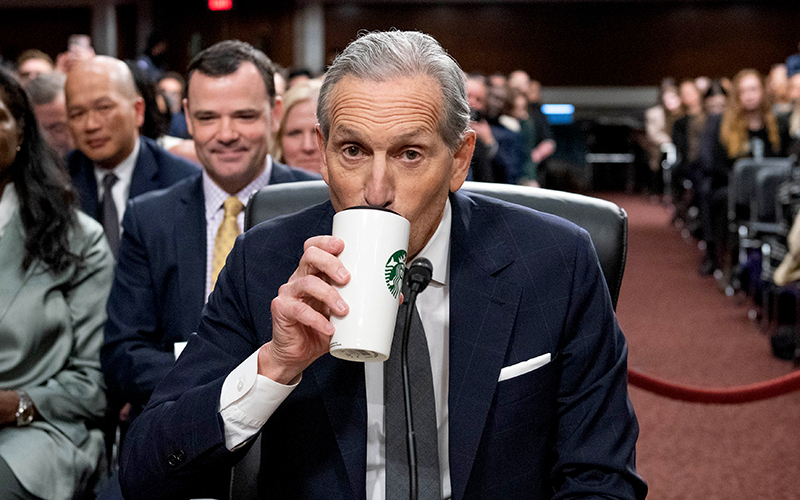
[119,232,263,500]
[551,230,647,500]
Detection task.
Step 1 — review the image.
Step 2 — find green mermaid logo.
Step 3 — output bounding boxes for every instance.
[384,249,407,298]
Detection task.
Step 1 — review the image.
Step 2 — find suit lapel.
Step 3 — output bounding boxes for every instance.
[0,214,37,324]
[71,154,100,220]
[447,192,522,500]
[175,176,207,333]
[129,138,159,199]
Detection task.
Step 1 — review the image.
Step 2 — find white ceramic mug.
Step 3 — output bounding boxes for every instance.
[329,207,410,362]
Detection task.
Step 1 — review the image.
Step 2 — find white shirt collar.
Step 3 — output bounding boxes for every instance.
[0,182,19,238]
[93,136,140,188]
[203,154,274,218]
[412,197,452,286]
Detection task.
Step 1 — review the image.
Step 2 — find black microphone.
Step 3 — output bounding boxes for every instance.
[406,258,433,295]
[400,257,433,500]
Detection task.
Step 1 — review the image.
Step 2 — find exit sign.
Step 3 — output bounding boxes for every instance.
[209,0,232,11]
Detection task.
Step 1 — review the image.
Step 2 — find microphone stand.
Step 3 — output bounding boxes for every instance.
[400,258,433,500]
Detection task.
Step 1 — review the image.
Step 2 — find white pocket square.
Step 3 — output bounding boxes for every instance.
[498,353,552,382]
[174,341,188,360]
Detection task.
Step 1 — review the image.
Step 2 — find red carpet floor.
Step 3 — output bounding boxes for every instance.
[600,194,800,500]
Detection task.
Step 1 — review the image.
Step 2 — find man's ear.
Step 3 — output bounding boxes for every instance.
[316,124,330,185]
[183,98,193,136]
[133,97,146,128]
[450,130,476,193]
[270,96,284,134]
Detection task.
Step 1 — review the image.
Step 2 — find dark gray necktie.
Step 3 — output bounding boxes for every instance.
[384,297,441,500]
[100,173,120,257]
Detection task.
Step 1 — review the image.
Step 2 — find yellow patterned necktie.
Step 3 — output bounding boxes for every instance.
[212,196,244,289]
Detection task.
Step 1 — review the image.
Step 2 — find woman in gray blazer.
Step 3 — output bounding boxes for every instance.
[0,68,114,500]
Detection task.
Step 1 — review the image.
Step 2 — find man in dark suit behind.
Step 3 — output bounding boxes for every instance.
[101,41,318,423]
[65,56,198,256]
[121,31,646,500]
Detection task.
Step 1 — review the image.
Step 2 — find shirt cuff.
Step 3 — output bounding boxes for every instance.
[219,349,300,450]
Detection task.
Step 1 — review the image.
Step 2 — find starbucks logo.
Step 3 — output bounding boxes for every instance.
[384,249,407,298]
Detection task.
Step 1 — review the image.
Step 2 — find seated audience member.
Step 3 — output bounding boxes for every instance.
[508,70,556,185]
[488,71,506,90]
[787,41,800,79]
[126,62,197,165]
[271,78,323,173]
[704,79,729,116]
[527,82,556,174]
[120,30,646,500]
[158,71,191,139]
[158,72,183,116]
[785,77,800,158]
[65,56,198,256]
[0,54,12,73]
[465,73,515,183]
[789,73,800,104]
[697,69,783,275]
[672,80,706,196]
[15,49,54,84]
[507,69,530,95]
[126,62,173,148]
[768,63,792,115]
[101,40,317,427]
[645,80,683,194]
[504,87,539,186]
[287,67,312,89]
[774,211,800,287]
[465,73,496,182]
[0,68,114,500]
[135,30,168,83]
[486,83,526,184]
[24,72,75,158]
[525,77,544,110]
[695,75,712,96]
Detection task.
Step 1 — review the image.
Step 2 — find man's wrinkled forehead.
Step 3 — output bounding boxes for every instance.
[326,75,445,137]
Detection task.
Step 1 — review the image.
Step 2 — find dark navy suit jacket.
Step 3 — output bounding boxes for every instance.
[101,161,318,417]
[68,136,199,222]
[120,190,646,500]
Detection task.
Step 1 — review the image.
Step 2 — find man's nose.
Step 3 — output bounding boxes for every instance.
[84,110,101,131]
[364,155,393,208]
[217,117,238,143]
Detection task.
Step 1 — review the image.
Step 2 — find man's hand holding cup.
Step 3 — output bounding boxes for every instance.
[259,235,350,385]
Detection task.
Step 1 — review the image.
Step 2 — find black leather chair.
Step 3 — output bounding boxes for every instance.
[727,158,794,295]
[245,180,628,309]
[753,162,793,231]
[233,180,629,499]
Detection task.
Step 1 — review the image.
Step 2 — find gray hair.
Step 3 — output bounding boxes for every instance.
[317,30,469,152]
[24,72,66,106]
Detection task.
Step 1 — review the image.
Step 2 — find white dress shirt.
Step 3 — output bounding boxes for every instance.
[203,156,273,299]
[219,199,453,500]
[93,137,139,231]
[175,156,275,360]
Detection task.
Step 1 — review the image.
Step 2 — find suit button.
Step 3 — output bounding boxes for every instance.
[167,450,186,468]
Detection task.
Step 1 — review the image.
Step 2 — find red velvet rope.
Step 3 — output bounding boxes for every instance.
[627,368,800,404]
